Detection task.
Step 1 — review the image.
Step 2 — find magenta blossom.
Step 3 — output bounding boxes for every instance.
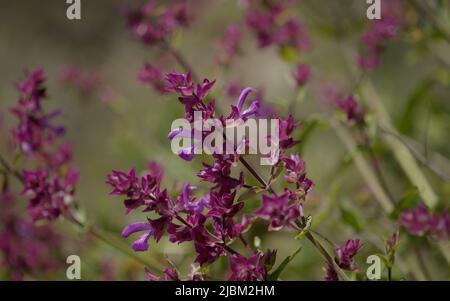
[334,239,363,271]
[138,63,168,94]
[255,190,300,231]
[293,64,311,87]
[400,203,450,240]
[216,24,242,67]
[126,0,190,46]
[335,95,365,125]
[357,0,402,71]
[22,168,79,221]
[11,68,65,155]
[228,252,267,281]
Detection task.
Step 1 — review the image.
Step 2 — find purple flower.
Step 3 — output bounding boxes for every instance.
[11,69,66,155]
[126,0,190,46]
[293,64,311,87]
[197,154,243,194]
[335,95,365,125]
[0,187,63,280]
[22,168,78,221]
[122,221,154,252]
[228,252,267,281]
[58,65,101,95]
[216,24,242,67]
[282,154,313,194]
[245,4,282,48]
[106,168,140,197]
[276,19,311,51]
[358,0,402,71]
[255,190,300,231]
[324,263,338,281]
[165,71,195,96]
[400,203,450,240]
[229,87,260,119]
[15,67,46,111]
[387,231,399,254]
[138,63,168,94]
[245,3,310,51]
[278,115,299,150]
[334,239,363,271]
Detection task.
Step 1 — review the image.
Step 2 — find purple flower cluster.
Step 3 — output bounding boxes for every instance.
[245,1,310,51]
[0,187,63,280]
[11,68,64,155]
[324,239,363,281]
[215,24,243,67]
[126,0,190,46]
[400,203,450,240]
[10,68,79,221]
[107,70,314,280]
[358,0,403,71]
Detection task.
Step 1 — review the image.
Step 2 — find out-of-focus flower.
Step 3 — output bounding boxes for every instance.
[324,263,338,281]
[358,0,402,71]
[245,2,310,51]
[59,65,101,95]
[334,95,365,125]
[387,231,399,254]
[0,188,63,280]
[400,203,450,240]
[215,24,242,67]
[138,63,168,94]
[293,64,311,87]
[126,0,190,46]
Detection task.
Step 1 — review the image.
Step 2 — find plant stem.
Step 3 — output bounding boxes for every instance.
[239,157,274,193]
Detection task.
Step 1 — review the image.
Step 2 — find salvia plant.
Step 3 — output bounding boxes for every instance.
[0,0,449,281]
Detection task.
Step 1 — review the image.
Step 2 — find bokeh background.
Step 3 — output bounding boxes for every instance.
[0,0,449,280]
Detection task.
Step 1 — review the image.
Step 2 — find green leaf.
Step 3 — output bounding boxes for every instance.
[267,247,302,281]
